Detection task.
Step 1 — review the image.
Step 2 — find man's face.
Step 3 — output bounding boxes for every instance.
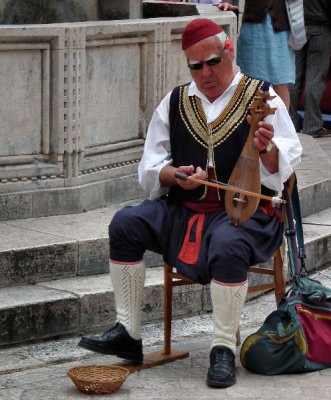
[185,36,235,103]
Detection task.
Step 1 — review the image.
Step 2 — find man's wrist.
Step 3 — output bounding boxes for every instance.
[259,141,274,155]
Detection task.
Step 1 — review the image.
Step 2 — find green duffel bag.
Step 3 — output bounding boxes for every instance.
[240,308,308,375]
[240,277,331,375]
[240,179,331,375]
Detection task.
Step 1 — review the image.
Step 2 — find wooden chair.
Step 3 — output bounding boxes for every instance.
[117,246,288,373]
[116,175,296,372]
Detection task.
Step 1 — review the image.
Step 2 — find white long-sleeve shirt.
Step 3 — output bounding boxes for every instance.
[138,71,302,200]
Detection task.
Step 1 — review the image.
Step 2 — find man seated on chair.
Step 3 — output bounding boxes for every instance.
[79,18,302,388]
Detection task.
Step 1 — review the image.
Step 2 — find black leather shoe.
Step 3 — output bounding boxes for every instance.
[78,322,143,364]
[206,346,236,388]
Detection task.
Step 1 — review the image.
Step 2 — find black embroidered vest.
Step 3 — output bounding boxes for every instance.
[168,75,275,202]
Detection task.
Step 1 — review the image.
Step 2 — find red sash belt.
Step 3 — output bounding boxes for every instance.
[177,169,282,264]
[179,176,220,264]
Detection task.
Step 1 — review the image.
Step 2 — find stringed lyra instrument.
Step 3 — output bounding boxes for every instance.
[224,89,277,227]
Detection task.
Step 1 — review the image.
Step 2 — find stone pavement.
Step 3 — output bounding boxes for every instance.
[0,267,331,400]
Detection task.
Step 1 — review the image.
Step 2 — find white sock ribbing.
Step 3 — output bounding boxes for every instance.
[211,280,248,353]
[109,260,146,340]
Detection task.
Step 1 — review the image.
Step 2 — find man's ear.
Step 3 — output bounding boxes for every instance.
[224,39,233,50]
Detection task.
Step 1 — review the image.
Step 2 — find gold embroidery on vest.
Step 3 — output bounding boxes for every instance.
[179,76,264,149]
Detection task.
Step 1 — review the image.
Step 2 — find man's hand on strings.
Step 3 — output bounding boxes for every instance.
[246,115,279,173]
[247,115,275,153]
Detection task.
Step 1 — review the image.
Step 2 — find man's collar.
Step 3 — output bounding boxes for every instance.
[188,68,243,104]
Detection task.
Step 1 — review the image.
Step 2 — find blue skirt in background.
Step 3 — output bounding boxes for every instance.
[236,14,295,85]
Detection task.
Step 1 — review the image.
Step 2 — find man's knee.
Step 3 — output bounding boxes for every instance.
[209,236,250,283]
[109,207,133,240]
[109,208,145,262]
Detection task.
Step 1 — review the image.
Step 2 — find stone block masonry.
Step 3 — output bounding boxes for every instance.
[0,13,237,220]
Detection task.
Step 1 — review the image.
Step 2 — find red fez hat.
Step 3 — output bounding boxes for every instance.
[182,18,223,50]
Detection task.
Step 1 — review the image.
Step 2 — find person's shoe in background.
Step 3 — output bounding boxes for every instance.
[312,128,331,138]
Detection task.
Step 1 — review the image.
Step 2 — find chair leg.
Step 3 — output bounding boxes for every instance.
[236,328,241,346]
[164,263,173,355]
[273,248,286,306]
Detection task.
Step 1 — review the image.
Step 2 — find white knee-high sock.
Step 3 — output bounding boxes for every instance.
[211,280,248,354]
[109,260,146,340]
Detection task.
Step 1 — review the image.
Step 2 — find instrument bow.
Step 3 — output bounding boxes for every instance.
[174,172,285,206]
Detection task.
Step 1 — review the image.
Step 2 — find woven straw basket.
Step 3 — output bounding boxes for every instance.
[68,365,130,394]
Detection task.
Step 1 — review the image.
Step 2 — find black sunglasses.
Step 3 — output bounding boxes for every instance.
[187,56,222,70]
[187,48,225,71]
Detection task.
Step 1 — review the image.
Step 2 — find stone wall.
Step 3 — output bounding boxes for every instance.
[0,0,98,23]
[0,0,144,23]
[0,13,237,220]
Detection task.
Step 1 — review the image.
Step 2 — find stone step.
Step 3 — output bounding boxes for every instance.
[0,204,165,288]
[0,177,329,288]
[295,135,331,217]
[0,136,329,289]
[0,195,324,290]
[0,134,329,289]
[0,205,330,347]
